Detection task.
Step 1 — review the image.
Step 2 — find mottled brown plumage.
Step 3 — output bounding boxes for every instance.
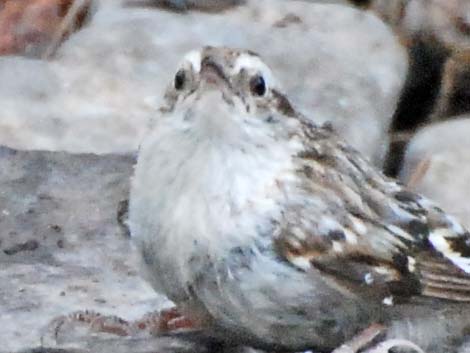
[129,46,470,352]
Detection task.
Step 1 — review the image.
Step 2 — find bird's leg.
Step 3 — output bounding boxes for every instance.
[332,323,386,353]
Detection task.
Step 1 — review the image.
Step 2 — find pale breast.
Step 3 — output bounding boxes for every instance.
[129,114,304,302]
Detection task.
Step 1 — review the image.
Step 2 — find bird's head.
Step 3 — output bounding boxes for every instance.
[159,46,298,137]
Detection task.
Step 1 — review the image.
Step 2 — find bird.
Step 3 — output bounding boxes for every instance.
[128,46,470,353]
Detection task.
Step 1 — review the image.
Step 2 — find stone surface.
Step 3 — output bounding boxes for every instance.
[400,117,470,229]
[0,0,407,165]
[0,147,166,352]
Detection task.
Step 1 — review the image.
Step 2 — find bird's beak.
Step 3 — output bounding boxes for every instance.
[200,57,230,90]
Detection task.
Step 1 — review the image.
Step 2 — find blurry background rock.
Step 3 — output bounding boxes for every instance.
[400,117,470,230]
[0,0,93,57]
[347,0,470,175]
[369,0,470,51]
[0,0,407,166]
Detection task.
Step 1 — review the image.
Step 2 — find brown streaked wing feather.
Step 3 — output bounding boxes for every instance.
[278,121,470,303]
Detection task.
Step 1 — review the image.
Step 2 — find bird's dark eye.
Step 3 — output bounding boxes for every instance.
[250,75,266,96]
[174,70,186,90]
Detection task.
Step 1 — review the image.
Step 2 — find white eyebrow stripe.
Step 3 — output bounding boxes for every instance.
[182,50,202,73]
[233,53,278,87]
[233,54,267,72]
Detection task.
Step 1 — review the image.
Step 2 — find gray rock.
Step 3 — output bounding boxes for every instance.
[18,335,220,353]
[0,147,165,352]
[0,0,407,166]
[400,117,470,229]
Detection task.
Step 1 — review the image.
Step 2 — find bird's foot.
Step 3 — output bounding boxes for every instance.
[41,310,134,346]
[42,306,195,346]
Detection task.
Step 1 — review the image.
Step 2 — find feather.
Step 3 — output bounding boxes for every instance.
[279,121,470,303]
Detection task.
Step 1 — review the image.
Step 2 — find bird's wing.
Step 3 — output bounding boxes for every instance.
[276,122,470,303]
